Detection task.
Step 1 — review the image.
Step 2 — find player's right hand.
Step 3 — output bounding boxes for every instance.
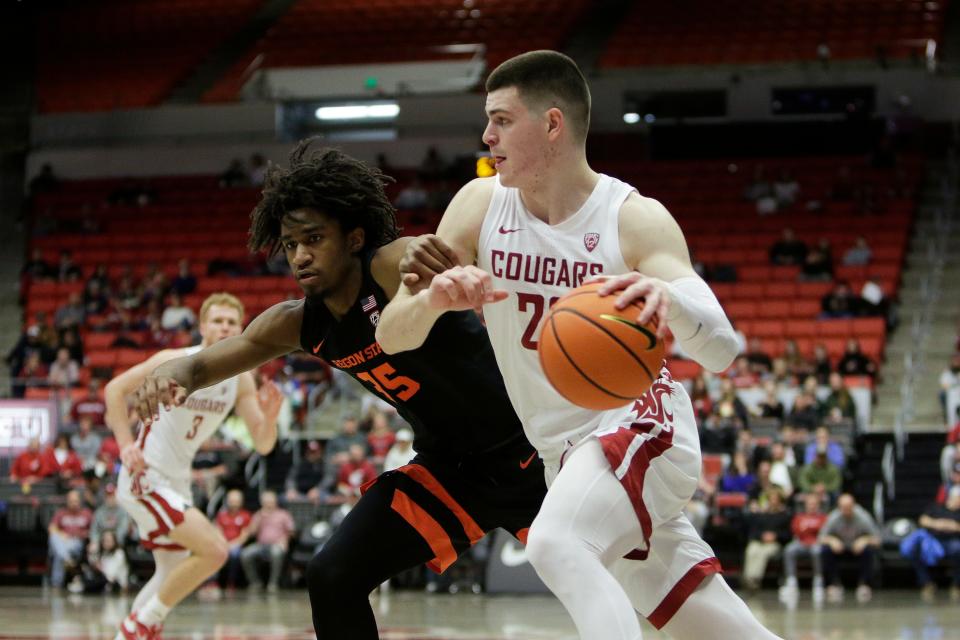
[120,442,146,474]
[400,234,461,292]
[134,374,188,426]
[425,265,508,311]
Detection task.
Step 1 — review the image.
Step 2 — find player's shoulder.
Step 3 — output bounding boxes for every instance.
[619,193,675,230]
[450,177,496,212]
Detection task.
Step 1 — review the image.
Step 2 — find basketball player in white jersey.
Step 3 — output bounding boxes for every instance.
[105,293,282,640]
[377,51,782,639]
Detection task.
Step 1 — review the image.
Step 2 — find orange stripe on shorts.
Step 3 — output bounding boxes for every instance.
[390,488,458,573]
[397,463,485,544]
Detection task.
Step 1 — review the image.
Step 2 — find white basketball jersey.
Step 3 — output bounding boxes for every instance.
[137,346,239,479]
[477,173,637,453]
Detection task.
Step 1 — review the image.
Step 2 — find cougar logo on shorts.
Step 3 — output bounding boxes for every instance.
[630,380,675,432]
[584,232,599,252]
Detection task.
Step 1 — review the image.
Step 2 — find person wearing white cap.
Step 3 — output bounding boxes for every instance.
[384,429,416,472]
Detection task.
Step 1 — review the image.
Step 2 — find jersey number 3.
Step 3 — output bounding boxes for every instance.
[356,363,420,403]
[518,293,560,350]
[186,415,204,440]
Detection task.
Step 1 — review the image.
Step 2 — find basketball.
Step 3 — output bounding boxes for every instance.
[538,281,664,410]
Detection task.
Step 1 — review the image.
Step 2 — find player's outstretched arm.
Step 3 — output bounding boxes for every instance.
[595,195,739,373]
[234,372,282,455]
[134,300,303,426]
[376,178,494,353]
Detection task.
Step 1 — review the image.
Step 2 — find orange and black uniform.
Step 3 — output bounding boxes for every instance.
[300,249,545,640]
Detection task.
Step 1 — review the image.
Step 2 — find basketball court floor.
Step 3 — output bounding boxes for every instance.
[1,586,958,639]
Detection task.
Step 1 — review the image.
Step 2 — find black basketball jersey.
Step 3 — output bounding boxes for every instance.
[299,249,525,457]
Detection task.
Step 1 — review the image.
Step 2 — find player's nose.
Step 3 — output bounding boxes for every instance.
[482,124,496,147]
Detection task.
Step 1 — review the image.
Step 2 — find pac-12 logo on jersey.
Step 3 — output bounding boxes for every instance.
[584,233,600,252]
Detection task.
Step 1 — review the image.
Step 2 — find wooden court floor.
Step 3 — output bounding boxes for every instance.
[0,586,958,639]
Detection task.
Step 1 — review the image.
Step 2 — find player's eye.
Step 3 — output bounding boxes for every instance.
[309,235,322,244]
[283,241,296,250]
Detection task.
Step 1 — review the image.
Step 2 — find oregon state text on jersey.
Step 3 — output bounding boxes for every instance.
[477,173,639,453]
[137,345,239,479]
[299,250,524,457]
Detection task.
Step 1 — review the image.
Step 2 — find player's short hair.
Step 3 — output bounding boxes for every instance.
[486,50,591,144]
[200,292,244,323]
[249,140,400,256]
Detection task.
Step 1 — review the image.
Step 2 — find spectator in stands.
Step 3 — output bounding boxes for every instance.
[216,489,252,591]
[113,271,141,310]
[745,338,773,376]
[56,250,82,283]
[21,248,53,280]
[366,411,396,465]
[799,448,842,502]
[838,338,877,378]
[941,354,960,422]
[768,441,795,496]
[69,381,106,428]
[48,489,93,590]
[249,153,268,187]
[689,375,713,423]
[804,426,846,468]
[337,444,378,498]
[220,158,249,188]
[7,325,47,382]
[843,236,872,266]
[819,373,858,423]
[394,178,429,210]
[240,490,294,593]
[54,292,86,332]
[757,382,785,420]
[191,439,228,511]
[82,279,109,316]
[801,240,834,282]
[325,416,366,466]
[140,270,169,306]
[773,168,800,209]
[781,339,809,381]
[419,146,447,180]
[811,343,833,384]
[384,429,416,472]
[10,437,55,484]
[13,352,48,398]
[47,347,79,388]
[86,264,109,291]
[42,433,84,484]
[743,165,773,202]
[720,451,756,494]
[88,530,129,593]
[98,434,120,469]
[58,328,84,365]
[34,312,60,355]
[170,259,197,296]
[716,378,750,425]
[29,163,59,196]
[787,391,820,430]
[88,483,129,555]
[727,355,759,388]
[779,493,828,605]
[742,486,792,590]
[160,292,196,331]
[859,278,888,320]
[821,282,858,319]
[908,485,960,601]
[819,494,881,603]
[71,415,102,470]
[285,440,331,504]
[769,228,807,266]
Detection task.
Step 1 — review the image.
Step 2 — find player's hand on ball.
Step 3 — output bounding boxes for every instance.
[134,375,188,426]
[120,442,146,474]
[592,272,671,338]
[426,266,508,311]
[400,234,461,291]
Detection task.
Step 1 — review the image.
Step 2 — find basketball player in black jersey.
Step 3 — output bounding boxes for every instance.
[130,141,545,640]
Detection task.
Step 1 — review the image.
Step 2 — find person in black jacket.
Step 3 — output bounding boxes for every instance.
[742,487,792,589]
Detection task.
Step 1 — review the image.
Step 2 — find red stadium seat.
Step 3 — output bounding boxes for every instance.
[816,320,853,338]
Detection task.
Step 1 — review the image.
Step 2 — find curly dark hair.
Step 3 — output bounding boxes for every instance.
[249,139,399,256]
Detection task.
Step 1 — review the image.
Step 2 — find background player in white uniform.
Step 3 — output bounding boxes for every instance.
[377,51,782,639]
[105,293,282,640]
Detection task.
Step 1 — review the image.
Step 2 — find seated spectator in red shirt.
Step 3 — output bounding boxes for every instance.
[779,493,828,604]
[42,434,84,484]
[69,381,106,427]
[366,412,396,465]
[48,489,93,589]
[13,352,48,398]
[215,489,252,589]
[11,437,55,484]
[99,435,120,468]
[337,444,378,497]
[240,491,294,592]
[728,356,759,388]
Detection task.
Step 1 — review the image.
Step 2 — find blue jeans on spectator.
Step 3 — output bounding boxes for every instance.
[49,533,84,587]
[909,537,960,586]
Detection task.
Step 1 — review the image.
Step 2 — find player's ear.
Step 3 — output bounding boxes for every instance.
[347,227,365,253]
[545,107,564,141]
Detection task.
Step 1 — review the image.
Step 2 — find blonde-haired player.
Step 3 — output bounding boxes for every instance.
[105,293,282,640]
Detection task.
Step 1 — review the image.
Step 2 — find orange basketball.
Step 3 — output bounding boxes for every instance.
[538,281,665,410]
